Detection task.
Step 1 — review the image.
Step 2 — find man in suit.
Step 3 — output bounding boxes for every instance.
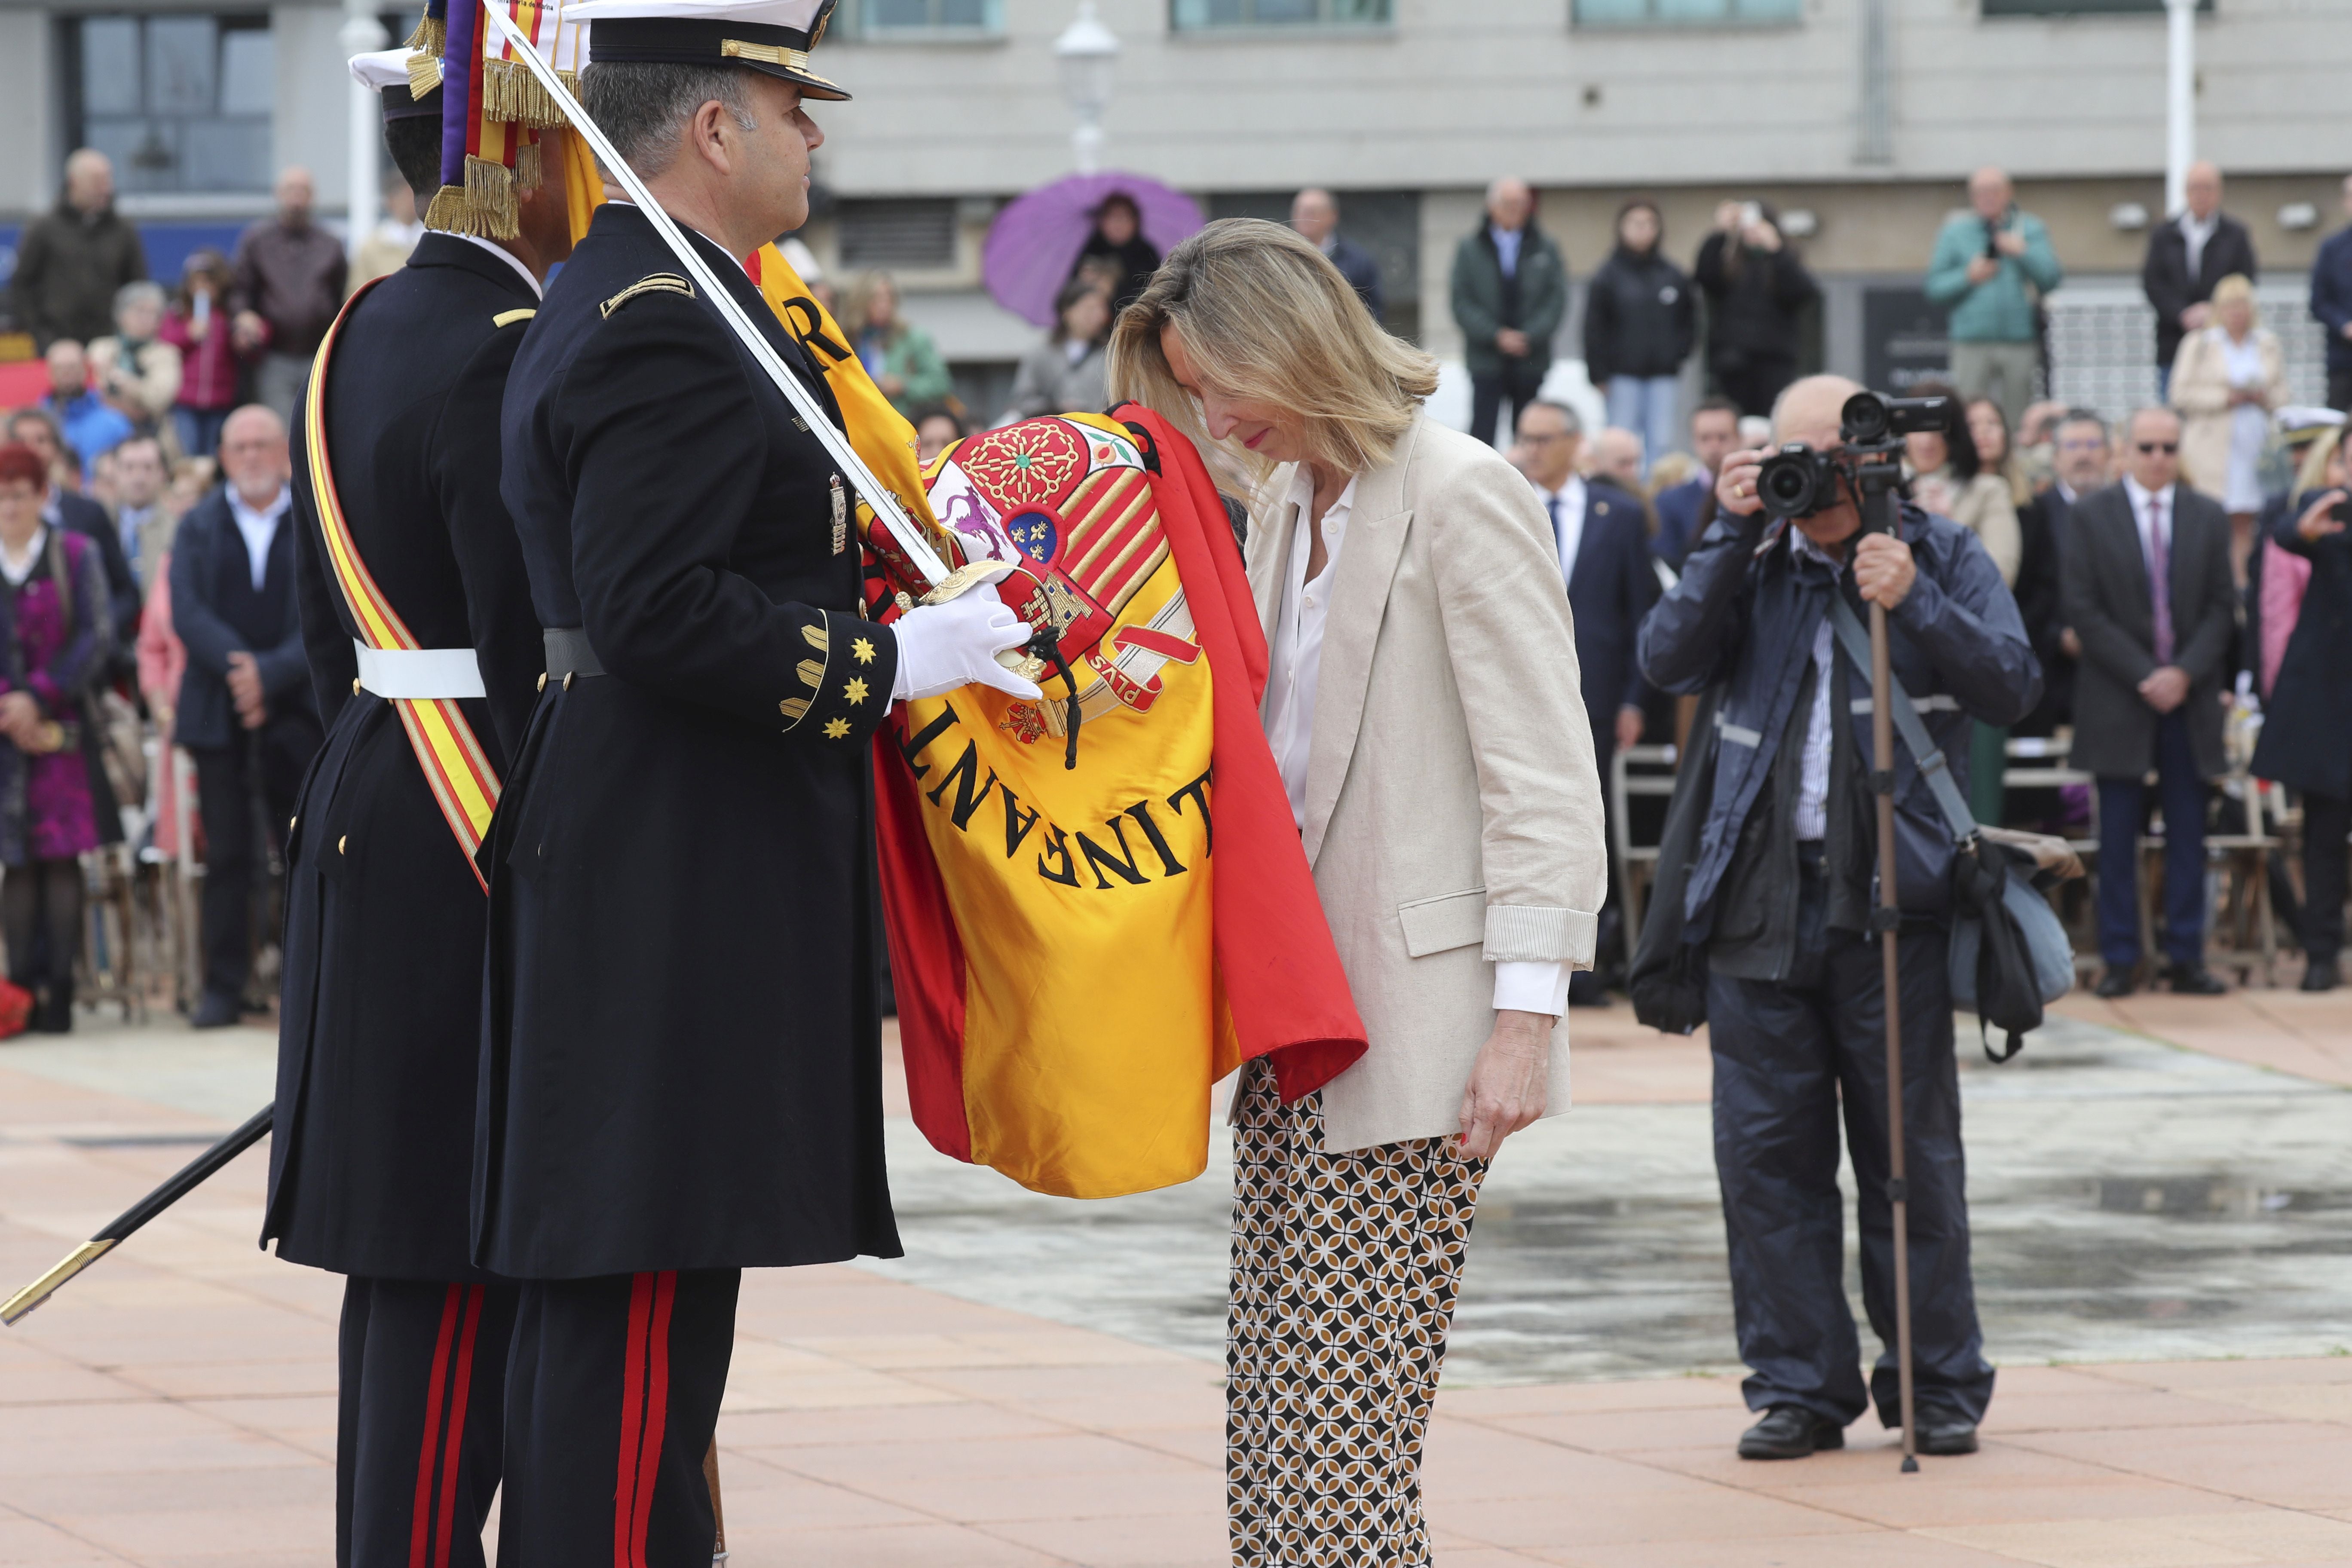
[1513,399,1656,1004]
[486,7,1038,1557]
[2144,162,2257,397]
[1451,177,1568,447]
[2061,406,2235,997]
[1290,187,1381,319]
[8,407,145,650]
[2013,407,2110,739]
[257,49,557,1567]
[1654,396,1741,569]
[169,403,323,1027]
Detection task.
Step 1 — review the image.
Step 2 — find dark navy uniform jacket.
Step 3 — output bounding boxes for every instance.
[1639,500,2039,946]
[262,234,544,1282]
[478,202,903,1280]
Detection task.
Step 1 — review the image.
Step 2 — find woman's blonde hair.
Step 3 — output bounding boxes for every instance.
[2294,420,2352,494]
[2211,272,2258,322]
[845,271,902,342]
[1107,218,1438,482]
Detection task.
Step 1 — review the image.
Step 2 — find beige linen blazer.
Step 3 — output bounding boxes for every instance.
[1244,410,1607,1153]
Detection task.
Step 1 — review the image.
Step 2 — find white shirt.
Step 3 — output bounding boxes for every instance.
[1790,527,1845,842]
[1261,468,1565,1016]
[2122,473,2174,574]
[2179,209,2219,280]
[1491,224,1524,280]
[0,524,47,588]
[454,232,545,299]
[229,485,292,591]
[1537,475,1587,588]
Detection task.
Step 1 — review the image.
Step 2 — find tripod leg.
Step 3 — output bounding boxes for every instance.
[1868,598,1920,1474]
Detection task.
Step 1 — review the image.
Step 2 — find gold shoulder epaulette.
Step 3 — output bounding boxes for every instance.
[492,308,536,328]
[600,273,695,319]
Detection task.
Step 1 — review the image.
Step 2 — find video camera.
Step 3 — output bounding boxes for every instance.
[1755,390,1954,522]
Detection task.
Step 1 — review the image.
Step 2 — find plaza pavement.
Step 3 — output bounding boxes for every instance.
[1,979,2349,1567]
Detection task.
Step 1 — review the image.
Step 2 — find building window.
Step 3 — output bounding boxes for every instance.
[66,12,274,195]
[1574,0,1800,24]
[1982,0,2208,12]
[837,199,959,271]
[1171,0,1392,29]
[839,0,1005,34]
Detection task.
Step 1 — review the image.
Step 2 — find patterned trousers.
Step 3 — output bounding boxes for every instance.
[1228,1059,1488,1568]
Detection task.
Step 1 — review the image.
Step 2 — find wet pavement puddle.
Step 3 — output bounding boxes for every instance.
[862,1013,2352,1383]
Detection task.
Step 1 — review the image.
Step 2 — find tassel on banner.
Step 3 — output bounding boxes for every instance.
[405,9,445,57]
[482,56,569,130]
[422,184,472,234]
[406,50,444,96]
[514,135,542,193]
[462,153,520,239]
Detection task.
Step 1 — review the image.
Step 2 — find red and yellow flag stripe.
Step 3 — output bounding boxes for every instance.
[303,279,502,891]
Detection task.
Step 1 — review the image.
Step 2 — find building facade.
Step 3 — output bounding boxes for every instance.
[5,0,2349,424]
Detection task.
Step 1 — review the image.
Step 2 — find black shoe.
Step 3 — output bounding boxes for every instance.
[2302,959,2341,993]
[2169,964,2228,996]
[1914,1415,1980,1455]
[33,989,72,1034]
[2094,968,2137,999]
[190,992,242,1029]
[1737,1406,1845,1460]
[1566,971,1612,1008]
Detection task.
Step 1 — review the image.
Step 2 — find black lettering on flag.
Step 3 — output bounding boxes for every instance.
[1122,799,1187,878]
[1077,818,1150,890]
[1036,823,1081,887]
[999,782,1041,860]
[897,704,960,779]
[923,741,996,830]
[1167,766,1214,856]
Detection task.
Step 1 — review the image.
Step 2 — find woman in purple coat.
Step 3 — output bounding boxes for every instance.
[0,442,123,1030]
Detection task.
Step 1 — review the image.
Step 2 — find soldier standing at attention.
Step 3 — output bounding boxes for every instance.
[483,2,1039,1559]
[261,47,562,1568]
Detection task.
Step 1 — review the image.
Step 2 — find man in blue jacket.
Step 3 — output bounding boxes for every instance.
[1640,375,2039,1462]
[2311,174,2352,412]
[170,403,322,1027]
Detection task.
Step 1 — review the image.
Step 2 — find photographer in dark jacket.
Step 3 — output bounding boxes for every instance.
[1640,375,2038,1464]
[1694,200,1819,418]
[1585,200,1694,482]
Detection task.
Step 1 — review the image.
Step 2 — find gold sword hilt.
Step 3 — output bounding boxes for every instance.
[1,1239,116,1327]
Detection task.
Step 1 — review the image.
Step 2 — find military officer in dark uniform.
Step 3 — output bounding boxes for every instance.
[261,46,565,1568]
[483,3,1038,1560]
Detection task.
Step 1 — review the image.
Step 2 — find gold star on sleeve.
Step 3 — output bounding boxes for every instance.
[851,637,876,665]
[823,717,852,739]
[844,677,869,705]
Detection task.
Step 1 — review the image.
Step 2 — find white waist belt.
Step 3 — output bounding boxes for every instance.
[354,641,487,700]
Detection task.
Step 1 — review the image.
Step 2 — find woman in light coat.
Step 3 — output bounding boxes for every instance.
[1110,219,1605,1567]
[2171,273,2286,560]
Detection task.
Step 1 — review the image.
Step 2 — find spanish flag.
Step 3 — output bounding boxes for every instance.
[747,252,1367,1199]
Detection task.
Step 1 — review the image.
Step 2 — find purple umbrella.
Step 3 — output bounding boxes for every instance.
[983,172,1205,329]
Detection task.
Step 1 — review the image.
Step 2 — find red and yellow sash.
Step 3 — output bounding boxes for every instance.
[303,279,502,891]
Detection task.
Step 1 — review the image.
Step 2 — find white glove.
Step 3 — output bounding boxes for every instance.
[889,583,1045,703]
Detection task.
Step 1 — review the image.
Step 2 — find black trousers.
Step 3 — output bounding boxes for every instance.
[3,856,83,1019]
[499,1269,738,1568]
[1706,853,1994,1428]
[1469,360,1547,447]
[2304,791,2350,965]
[338,1277,519,1568]
[1712,354,1798,420]
[2328,368,2352,415]
[188,713,318,1004]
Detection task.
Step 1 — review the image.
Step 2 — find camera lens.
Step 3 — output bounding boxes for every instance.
[1841,392,1890,444]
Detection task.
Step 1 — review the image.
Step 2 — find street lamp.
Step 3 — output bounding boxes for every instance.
[2164,0,2196,216]
[340,0,388,259]
[1054,1,1119,175]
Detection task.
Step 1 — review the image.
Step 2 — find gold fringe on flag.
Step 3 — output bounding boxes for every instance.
[422,184,476,236]
[514,136,542,193]
[404,9,445,58]
[463,153,520,239]
[482,57,570,131]
[405,50,444,97]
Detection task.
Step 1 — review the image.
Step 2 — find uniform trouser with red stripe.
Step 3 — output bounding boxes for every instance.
[497,1269,739,1568]
[337,1277,520,1568]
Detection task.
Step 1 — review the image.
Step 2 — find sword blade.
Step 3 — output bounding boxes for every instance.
[477,2,955,591]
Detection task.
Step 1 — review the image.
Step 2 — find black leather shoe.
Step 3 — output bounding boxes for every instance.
[1914,1415,1980,1455]
[2094,968,2137,999]
[1737,1406,1845,1460]
[2302,959,2341,993]
[190,992,242,1030]
[2169,964,2228,996]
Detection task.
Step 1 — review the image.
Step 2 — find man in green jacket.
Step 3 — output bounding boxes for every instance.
[1925,166,2062,432]
[10,150,150,352]
[1451,178,1568,447]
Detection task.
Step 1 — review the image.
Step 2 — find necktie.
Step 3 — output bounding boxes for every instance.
[2147,496,2174,664]
[1548,494,1567,574]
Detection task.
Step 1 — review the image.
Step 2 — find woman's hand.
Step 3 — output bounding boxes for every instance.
[0,692,42,748]
[1715,446,1777,519]
[2296,489,2348,545]
[1456,1009,1553,1161]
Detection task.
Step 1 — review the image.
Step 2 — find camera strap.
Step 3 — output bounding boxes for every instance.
[1824,592,1977,848]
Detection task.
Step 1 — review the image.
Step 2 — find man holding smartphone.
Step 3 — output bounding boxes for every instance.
[1926,168,2063,434]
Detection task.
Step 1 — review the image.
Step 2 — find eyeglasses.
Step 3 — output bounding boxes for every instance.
[2136,441,2179,455]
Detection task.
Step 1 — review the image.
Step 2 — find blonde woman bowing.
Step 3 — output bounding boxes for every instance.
[1111,219,1606,1567]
